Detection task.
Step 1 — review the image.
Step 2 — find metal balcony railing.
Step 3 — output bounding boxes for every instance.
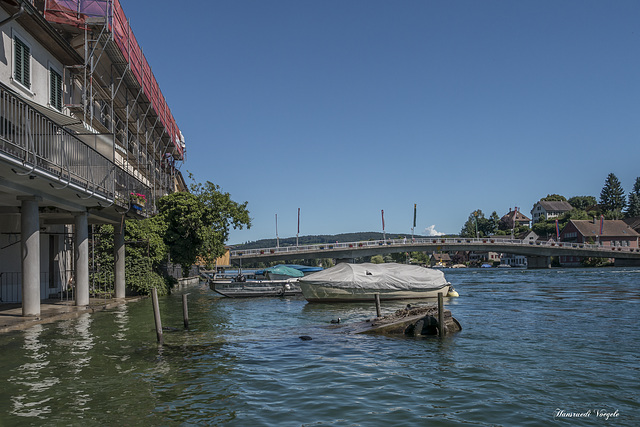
[0,84,151,210]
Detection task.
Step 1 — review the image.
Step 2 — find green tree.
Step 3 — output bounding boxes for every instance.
[157,192,208,273]
[370,255,384,264]
[599,173,626,218]
[541,194,567,202]
[487,211,500,235]
[626,177,640,218]
[158,179,251,273]
[460,210,483,238]
[89,218,171,296]
[410,251,429,265]
[190,177,251,264]
[568,196,597,211]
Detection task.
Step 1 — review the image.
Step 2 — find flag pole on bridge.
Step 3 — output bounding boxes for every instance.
[382,209,386,243]
[412,204,416,243]
[297,208,300,247]
[276,213,279,248]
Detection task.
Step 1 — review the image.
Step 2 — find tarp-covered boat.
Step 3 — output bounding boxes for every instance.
[299,263,455,303]
[263,265,305,280]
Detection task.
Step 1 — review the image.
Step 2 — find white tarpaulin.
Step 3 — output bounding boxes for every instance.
[299,263,449,291]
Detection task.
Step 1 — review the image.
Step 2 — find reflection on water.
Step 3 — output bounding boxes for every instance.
[9,325,57,419]
[0,270,638,425]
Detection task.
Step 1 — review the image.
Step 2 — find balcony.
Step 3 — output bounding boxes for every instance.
[0,83,151,216]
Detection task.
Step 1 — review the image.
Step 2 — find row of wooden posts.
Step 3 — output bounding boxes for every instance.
[374,291,447,336]
[151,288,189,345]
[151,289,447,343]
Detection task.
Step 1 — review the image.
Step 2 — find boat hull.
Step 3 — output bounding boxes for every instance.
[299,282,452,303]
[211,280,301,298]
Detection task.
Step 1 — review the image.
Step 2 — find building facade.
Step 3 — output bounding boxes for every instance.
[0,1,185,313]
[558,219,640,266]
[530,200,573,223]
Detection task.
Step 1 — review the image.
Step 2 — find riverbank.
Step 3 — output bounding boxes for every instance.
[0,276,200,334]
[0,296,147,334]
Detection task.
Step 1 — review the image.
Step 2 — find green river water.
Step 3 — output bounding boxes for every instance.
[0,267,638,426]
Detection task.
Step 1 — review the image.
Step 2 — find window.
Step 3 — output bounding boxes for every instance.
[14,35,30,89]
[50,68,62,111]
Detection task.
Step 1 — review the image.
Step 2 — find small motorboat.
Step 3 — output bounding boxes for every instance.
[210,278,302,298]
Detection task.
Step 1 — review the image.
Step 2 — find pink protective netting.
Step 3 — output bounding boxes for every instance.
[44,0,184,158]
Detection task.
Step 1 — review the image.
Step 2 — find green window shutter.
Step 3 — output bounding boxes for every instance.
[50,68,62,110]
[14,36,31,89]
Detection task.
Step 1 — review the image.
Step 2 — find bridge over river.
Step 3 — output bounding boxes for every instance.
[231,237,640,268]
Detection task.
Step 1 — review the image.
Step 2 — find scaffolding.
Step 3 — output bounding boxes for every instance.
[40,0,186,208]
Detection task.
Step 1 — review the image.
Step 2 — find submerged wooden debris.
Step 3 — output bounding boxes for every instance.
[350,305,461,337]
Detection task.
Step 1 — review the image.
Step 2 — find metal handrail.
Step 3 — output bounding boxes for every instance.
[0,85,152,210]
[231,237,640,257]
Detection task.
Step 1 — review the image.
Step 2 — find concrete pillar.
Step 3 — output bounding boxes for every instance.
[527,256,551,269]
[114,218,125,299]
[74,211,89,306]
[19,196,41,317]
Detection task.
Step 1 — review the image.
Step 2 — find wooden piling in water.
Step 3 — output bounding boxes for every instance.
[182,293,189,329]
[437,292,445,337]
[152,288,163,344]
[374,293,381,318]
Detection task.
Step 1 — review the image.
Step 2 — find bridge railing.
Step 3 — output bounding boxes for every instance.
[230,237,640,257]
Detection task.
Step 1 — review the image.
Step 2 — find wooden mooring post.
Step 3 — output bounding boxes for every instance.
[374,293,381,318]
[437,292,445,337]
[182,293,190,329]
[151,288,163,344]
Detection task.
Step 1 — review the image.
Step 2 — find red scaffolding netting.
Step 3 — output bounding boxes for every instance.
[43,0,184,159]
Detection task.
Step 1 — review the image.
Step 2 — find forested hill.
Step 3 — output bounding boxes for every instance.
[231,232,432,249]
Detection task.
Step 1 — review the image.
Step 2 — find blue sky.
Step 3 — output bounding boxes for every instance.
[123,1,640,244]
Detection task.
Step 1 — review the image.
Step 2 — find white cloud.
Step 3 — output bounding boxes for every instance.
[424,225,445,236]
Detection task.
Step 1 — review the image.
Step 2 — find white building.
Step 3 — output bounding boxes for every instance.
[0,1,185,313]
[530,200,573,223]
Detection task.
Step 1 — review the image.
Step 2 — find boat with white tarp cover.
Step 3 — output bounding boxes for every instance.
[299,263,457,303]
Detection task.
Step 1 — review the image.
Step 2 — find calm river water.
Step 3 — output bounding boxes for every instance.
[0,268,638,426]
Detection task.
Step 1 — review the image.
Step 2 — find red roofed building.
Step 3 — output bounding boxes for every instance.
[559,219,639,266]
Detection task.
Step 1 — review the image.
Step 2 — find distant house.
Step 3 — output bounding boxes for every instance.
[469,251,501,264]
[500,253,527,268]
[494,231,537,267]
[559,219,640,266]
[530,200,573,223]
[500,208,531,228]
[429,253,451,267]
[517,230,539,242]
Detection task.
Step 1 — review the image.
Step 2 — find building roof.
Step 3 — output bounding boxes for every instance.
[501,209,531,222]
[623,217,640,232]
[430,253,451,261]
[537,201,573,212]
[515,230,538,240]
[567,220,640,238]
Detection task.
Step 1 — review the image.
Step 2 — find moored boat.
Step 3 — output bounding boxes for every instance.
[262,265,305,281]
[299,263,457,303]
[210,279,302,298]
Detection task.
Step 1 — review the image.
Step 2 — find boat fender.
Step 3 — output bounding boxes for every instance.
[447,286,459,298]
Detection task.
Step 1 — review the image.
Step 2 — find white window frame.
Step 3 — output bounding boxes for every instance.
[12,30,33,93]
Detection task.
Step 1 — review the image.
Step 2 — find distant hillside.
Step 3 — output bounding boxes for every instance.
[232,232,437,249]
